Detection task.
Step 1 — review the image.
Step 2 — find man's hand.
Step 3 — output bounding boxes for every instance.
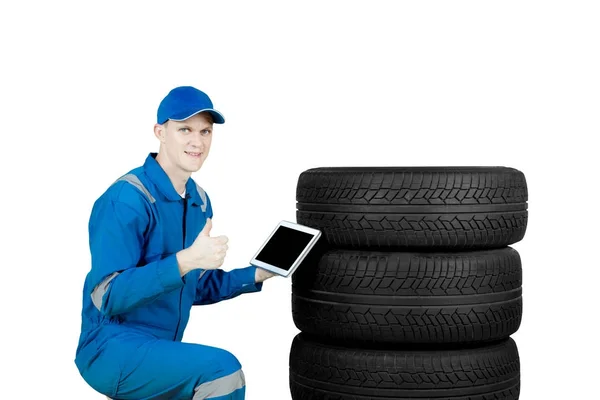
[255,267,277,283]
[176,218,229,277]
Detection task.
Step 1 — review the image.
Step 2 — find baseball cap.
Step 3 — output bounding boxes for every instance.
[157,86,225,124]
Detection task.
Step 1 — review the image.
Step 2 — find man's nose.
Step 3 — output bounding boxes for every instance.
[188,133,205,148]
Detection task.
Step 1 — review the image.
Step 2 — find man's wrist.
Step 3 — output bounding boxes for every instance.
[176,249,191,277]
[254,267,276,283]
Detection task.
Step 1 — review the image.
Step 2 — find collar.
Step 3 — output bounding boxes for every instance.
[143,153,204,206]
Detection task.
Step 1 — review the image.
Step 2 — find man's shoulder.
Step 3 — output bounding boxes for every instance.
[95,166,154,213]
[188,176,209,197]
[188,177,213,217]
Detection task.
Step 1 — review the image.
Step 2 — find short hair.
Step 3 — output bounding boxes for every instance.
[201,111,214,124]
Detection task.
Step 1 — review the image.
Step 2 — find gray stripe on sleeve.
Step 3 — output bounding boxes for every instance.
[193,369,245,399]
[195,183,207,212]
[115,174,156,203]
[91,272,120,311]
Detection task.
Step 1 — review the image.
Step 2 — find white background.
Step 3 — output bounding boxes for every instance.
[1,1,598,399]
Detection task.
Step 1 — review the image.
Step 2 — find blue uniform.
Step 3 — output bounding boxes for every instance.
[75,153,262,399]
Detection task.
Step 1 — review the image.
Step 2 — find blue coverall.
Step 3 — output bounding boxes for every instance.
[75,153,262,399]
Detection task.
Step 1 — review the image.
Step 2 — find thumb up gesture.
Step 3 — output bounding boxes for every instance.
[177,218,229,276]
[197,217,215,238]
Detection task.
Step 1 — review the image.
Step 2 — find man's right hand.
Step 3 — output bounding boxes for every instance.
[176,218,229,276]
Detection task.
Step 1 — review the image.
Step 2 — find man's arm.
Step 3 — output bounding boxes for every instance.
[193,266,274,305]
[190,192,275,305]
[89,198,184,317]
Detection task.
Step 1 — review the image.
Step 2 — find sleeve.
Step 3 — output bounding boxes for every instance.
[88,198,184,317]
[205,192,214,219]
[193,266,263,306]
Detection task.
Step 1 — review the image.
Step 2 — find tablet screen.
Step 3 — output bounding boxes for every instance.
[254,225,315,271]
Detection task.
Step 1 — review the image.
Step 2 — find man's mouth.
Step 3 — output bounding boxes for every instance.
[185,151,202,158]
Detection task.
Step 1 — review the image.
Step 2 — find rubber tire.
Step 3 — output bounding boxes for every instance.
[296,167,528,250]
[292,246,522,345]
[289,333,521,400]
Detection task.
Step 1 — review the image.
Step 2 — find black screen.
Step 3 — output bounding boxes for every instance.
[255,226,314,270]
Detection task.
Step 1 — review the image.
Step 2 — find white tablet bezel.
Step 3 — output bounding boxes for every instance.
[249,220,322,277]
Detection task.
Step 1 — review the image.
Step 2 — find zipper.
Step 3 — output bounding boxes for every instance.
[173,195,188,340]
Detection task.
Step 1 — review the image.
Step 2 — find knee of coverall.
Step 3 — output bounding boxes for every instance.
[192,349,246,399]
[202,348,243,382]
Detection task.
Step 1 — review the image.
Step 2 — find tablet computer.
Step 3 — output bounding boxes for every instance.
[249,220,321,277]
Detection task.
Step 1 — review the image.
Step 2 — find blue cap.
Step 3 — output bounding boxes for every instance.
[157,86,225,124]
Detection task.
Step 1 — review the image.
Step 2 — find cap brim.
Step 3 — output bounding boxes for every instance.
[169,108,225,124]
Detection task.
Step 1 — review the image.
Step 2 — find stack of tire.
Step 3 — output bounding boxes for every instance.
[290,167,527,400]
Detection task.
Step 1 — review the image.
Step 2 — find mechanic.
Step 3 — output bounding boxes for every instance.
[74,86,276,399]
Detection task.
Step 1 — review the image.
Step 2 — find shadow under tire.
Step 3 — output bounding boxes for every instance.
[296,167,528,250]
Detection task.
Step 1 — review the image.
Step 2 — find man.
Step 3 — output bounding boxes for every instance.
[75,86,275,399]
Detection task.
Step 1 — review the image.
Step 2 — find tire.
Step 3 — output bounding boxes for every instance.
[289,333,520,400]
[292,247,522,345]
[296,167,528,250]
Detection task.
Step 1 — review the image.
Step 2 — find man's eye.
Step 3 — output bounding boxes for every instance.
[179,128,190,132]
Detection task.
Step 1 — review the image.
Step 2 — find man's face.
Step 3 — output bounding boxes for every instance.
[156,112,214,174]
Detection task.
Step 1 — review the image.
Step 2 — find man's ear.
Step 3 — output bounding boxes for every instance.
[154,123,166,143]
